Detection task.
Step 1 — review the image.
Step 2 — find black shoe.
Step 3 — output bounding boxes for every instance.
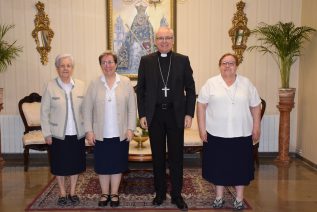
[98,194,111,207]
[69,195,80,206]
[57,196,68,206]
[152,195,166,206]
[110,194,120,207]
[171,196,188,211]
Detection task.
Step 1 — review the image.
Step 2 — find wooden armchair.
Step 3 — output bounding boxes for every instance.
[253,98,266,166]
[18,93,48,171]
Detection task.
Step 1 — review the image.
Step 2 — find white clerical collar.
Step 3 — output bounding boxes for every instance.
[160,53,167,57]
[159,51,172,58]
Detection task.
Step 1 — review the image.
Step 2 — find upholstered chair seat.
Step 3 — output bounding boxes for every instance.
[183,115,203,154]
[21,102,46,146]
[18,93,49,171]
[184,128,203,147]
[22,130,45,145]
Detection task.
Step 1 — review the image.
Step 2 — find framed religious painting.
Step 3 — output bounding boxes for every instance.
[106,0,176,80]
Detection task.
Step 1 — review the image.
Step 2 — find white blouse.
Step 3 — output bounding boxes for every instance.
[57,77,77,136]
[197,74,261,138]
[101,74,120,138]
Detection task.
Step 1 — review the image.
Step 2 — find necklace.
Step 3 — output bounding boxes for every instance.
[226,82,238,104]
[104,76,115,102]
[106,92,112,102]
[157,54,172,97]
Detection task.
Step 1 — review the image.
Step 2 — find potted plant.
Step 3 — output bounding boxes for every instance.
[0,24,23,103]
[0,24,22,166]
[248,21,316,164]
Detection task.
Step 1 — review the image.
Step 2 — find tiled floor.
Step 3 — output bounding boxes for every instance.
[0,157,317,212]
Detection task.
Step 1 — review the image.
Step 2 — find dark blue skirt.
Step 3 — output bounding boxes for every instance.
[202,133,254,186]
[50,136,86,176]
[94,137,129,175]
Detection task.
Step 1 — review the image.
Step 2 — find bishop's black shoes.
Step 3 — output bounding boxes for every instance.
[152,195,166,206]
[171,196,188,211]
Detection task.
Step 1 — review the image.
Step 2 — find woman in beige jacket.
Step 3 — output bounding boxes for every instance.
[83,51,136,207]
[41,54,86,206]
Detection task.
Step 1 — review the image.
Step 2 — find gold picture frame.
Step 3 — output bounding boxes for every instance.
[106,0,176,80]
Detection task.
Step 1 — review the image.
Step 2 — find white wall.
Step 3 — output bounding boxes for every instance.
[298,0,317,164]
[0,0,107,114]
[0,0,306,153]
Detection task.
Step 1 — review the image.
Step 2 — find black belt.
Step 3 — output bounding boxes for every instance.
[156,103,173,110]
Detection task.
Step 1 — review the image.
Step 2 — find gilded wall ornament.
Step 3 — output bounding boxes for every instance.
[31,1,54,65]
[228,0,250,64]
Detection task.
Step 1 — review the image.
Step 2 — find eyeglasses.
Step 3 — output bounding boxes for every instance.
[221,61,236,67]
[101,61,115,65]
[156,36,173,42]
[59,64,73,69]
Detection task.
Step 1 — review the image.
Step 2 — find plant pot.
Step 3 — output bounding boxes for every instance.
[275,88,295,165]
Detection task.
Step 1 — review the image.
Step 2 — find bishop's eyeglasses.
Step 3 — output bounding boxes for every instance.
[156,36,174,42]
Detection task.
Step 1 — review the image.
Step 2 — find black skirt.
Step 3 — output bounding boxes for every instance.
[202,133,254,186]
[50,136,86,176]
[94,137,129,175]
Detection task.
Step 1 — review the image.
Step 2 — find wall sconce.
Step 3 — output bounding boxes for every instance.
[31,1,54,65]
[228,0,250,64]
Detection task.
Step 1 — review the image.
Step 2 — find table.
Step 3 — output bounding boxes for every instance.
[128,139,152,162]
[128,131,201,161]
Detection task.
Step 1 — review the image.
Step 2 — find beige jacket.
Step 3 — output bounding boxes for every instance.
[83,75,137,141]
[41,78,86,140]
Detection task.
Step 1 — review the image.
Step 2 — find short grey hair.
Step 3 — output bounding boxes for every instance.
[156,26,174,38]
[55,54,74,68]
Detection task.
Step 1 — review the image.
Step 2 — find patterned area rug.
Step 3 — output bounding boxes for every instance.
[26,169,251,210]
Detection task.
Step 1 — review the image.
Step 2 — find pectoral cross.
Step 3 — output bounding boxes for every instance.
[162,86,170,97]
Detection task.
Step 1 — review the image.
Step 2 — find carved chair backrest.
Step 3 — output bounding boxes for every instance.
[260,98,266,120]
[18,93,42,134]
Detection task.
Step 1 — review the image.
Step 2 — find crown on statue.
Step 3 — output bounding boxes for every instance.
[135,3,147,14]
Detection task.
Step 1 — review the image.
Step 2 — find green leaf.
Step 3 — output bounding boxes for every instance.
[248,22,316,88]
[0,24,23,73]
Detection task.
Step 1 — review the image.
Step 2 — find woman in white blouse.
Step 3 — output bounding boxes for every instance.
[41,54,86,206]
[197,53,261,210]
[83,51,136,208]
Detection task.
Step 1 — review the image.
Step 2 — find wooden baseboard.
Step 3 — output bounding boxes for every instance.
[258,152,297,158]
[296,154,317,170]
